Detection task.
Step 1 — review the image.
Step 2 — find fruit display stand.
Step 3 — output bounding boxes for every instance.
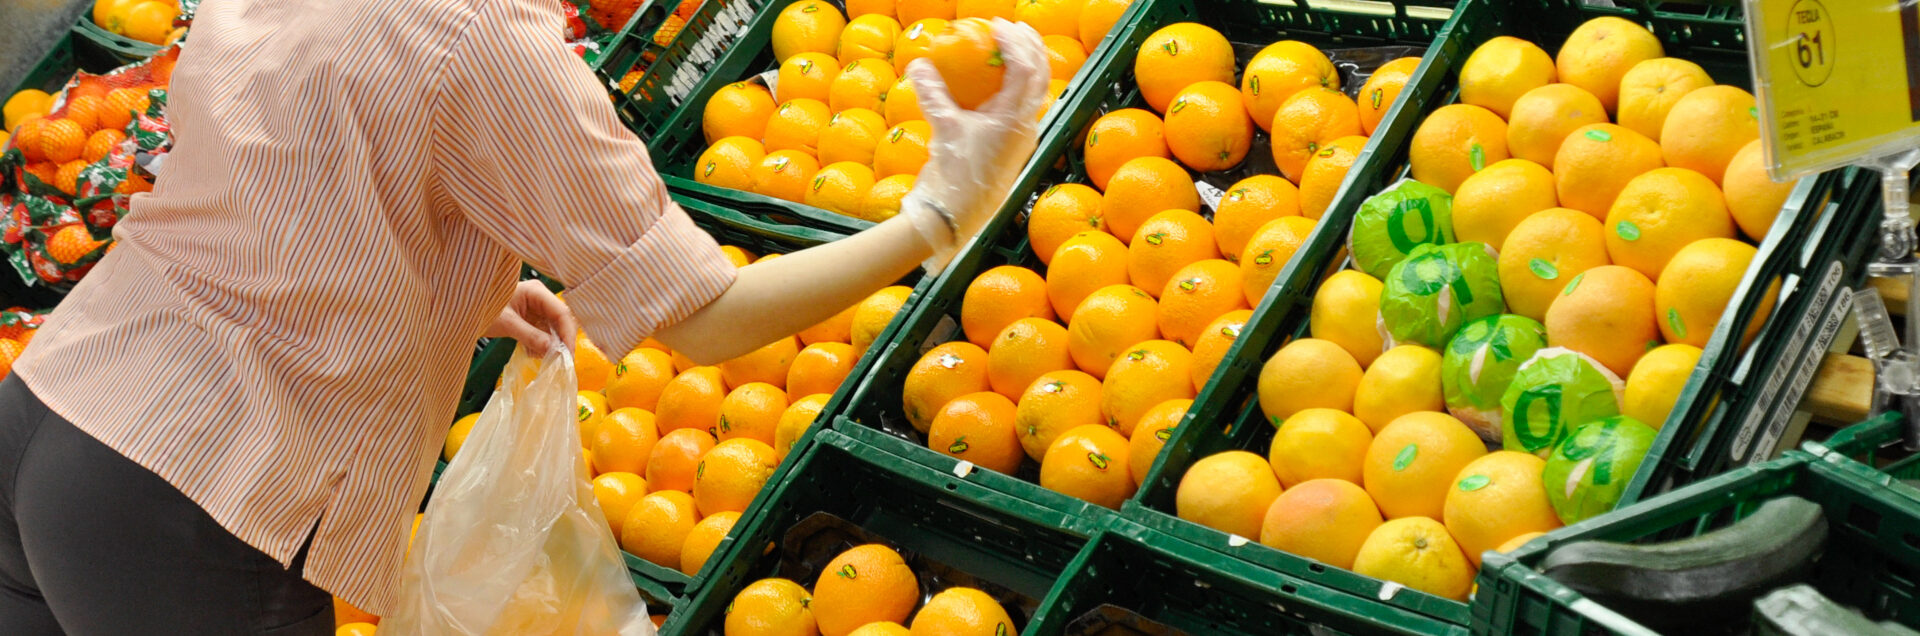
[1471,411,1920,635]
[72,16,166,64]
[662,427,1102,635]
[600,0,782,156]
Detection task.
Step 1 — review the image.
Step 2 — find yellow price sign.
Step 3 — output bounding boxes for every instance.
[1747,0,1920,179]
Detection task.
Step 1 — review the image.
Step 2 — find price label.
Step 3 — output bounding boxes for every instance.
[1747,0,1920,179]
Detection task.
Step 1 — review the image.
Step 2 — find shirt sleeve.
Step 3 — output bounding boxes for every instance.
[430,0,736,355]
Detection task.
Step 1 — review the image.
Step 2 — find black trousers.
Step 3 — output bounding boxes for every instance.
[0,375,334,635]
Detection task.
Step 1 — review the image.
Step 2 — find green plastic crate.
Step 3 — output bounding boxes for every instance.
[70,16,167,65]
[1473,411,1920,635]
[599,0,773,148]
[661,427,1102,635]
[1027,527,1469,635]
[829,0,1452,540]
[1803,413,1920,501]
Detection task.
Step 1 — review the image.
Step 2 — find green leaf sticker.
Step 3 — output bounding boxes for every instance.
[1749,106,1758,120]
[1146,232,1167,246]
[772,156,791,171]
[1370,87,1383,109]
[1163,41,1180,56]
[838,564,858,579]
[703,162,716,177]
[988,50,1004,68]
[1393,444,1418,471]
[1127,349,1147,361]
[798,59,813,73]
[1458,474,1491,491]
[1529,257,1558,280]
[578,404,591,422]
[697,461,706,479]
[997,624,1008,636]
[1469,143,1486,171]
[1563,271,1586,296]
[1668,307,1687,339]
[948,436,970,454]
[1585,128,1612,142]
[1178,278,1200,292]
[1253,249,1273,265]
[719,415,732,432]
[1155,427,1172,441]
[1044,184,1061,199]
[1087,452,1110,470]
[1223,324,1241,338]
[802,3,819,12]
[1616,220,1641,241]
[1228,188,1247,202]
[812,175,827,191]
[1088,131,1100,147]
[1171,97,1188,114]
[1318,146,1337,158]
[907,22,925,39]
[889,128,904,142]
[615,362,628,376]
[1249,76,1261,96]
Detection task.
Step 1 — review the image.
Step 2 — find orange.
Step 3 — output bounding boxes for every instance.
[1028,183,1106,264]
[862,173,917,221]
[1214,175,1302,261]
[1188,309,1250,391]
[1241,41,1339,133]
[772,0,848,62]
[1268,407,1373,487]
[1656,238,1771,348]
[893,18,950,76]
[1259,478,1384,569]
[1659,85,1759,185]
[753,150,824,203]
[1015,369,1105,459]
[902,341,992,432]
[695,136,766,191]
[852,285,915,352]
[1127,398,1188,486]
[646,428,716,493]
[1014,0,1082,38]
[1040,424,1135,508]
[1127,209,1219,298]
[704,82,777,143]
[909,588,1015,636]
[882,76,925,126]
[1451,158,1558,249]
[38,118,85,164]
[1065,284,1159,378]
[838,14,903,65]
[1156,259,1247,348]
[1076,0,1130,51]
[807,161,879,218]
[778,52,842,103]
[1407,103,1507,194]
[1298,135,1368,220]
[1361,411,1487,519]
[873,120,932,178]
[1624,344,1702,427]
[14,117,47,162]
[1352,517,1475,601]
[1497,208,1611,322]
[1257,338,1362,422]
[333,596,379,627]
[575,334,615,392]
[799,303,857,348]
[852,622,911,636]
[1134,23,1235,113]
[606,348,675,412]
[927,391,1024,474]
[726,578,818,636]
[1176,450,1283,538]
[830,59,899,114]
[338,622,377,636]
[848,0,896,19]
[1505,83,1606,169]
[1239,216,1317,306]
[1042,35,1088,80]
[1555,16,1664,113]
[962,265,1055,347]
[789,342,858,398]
[1045,230,1131,318]
[1617,57,1713,142]
[1443,451,1562,566]
[3,89,50,131]
[1098,156,1198,242]
[1553,123,1664,220]
[819,108,889,166]
[1604,167,1736,281]
[986,317,1073,399]
[898,0,959,24]
[1099,340,1195,436]
[1163,80,1254,172]
[1547,265,1660,376]
[1722,140,1797,240]
[592,472,650,537]
[693,438,777,515]
[765,98,833,156]
[957,0,1014,20]
[592,408,661,475]
[720,336,801,390]
[812,545,921,636]
[82,128,124,163]
[63,96,106,135]
[619,490,698,567]
[443,413,479,461]
[1082,108,1170,191]
[53,160,85,197]
[1457,36,1556,119]
[1268,88,1362,183]
[1357,57,1421,135]
[928,18,1006,110]
[718,382,789,444]
[775,393,831,461]
[657,366,728,435]
[120,0,176,44]
[679,511,740,576]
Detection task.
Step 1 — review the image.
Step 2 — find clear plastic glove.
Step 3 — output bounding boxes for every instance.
[900,18,1051,274]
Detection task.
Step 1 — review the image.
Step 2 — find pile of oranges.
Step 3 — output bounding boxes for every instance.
[724,543,1017,636]
[689,0,1134,220]
[891,23,1417,511]
[0,307,46,383]
[613,0,705,93]
[7,81,156,200]
[91,0,186,46]
[442,251,912,581]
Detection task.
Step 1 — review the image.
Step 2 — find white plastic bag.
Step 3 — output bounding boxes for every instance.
[387,341,653,636]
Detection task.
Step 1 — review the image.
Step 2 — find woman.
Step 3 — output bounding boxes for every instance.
[0,0,1048,630]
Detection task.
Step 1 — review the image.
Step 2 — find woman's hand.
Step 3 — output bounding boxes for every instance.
[486,280,578,356]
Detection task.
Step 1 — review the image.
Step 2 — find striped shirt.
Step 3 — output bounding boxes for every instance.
[14,0,737,614]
